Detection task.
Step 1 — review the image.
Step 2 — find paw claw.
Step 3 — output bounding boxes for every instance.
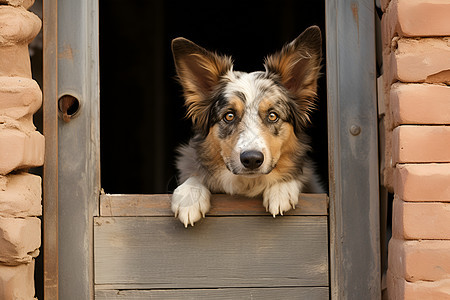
[263,181,300,218]
[171,177,211,227]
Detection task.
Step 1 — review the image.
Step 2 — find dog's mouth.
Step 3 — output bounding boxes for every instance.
[226,163,275,177]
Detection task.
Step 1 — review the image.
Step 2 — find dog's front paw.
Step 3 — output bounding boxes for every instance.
[263,181,300,217]
[172,177,211,227]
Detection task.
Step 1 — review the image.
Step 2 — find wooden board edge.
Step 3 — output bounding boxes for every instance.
[100,193,328,217]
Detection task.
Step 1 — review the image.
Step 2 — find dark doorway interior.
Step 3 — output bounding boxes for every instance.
[99,0,327,194]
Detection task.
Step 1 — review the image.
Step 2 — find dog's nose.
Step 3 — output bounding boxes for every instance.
[240,150,264,170]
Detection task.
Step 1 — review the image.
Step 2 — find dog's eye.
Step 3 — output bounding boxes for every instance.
[268,112,279,122]
[224,112,235,123]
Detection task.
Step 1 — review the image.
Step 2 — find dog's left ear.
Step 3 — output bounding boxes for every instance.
[265,26,322,127]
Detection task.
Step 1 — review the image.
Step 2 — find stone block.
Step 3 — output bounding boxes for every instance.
[0,6,41,46]
[0,76,42,120]
[0,129,44,175]
[393,197,450,239]
[393,125,450,164]
[0,216,40,265]
[0,44,32,78]
[0,172,41,217]
[389,238,450,282]
[395,163,450,202]
[0,261,35,299]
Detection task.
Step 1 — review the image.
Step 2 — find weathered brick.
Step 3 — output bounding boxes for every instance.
[382,126,395,192]
[395,163,450,202]
[387,270,450,300]
[0,172,41,217]
[0,6,41,46]
[380,0,391,12]
[393,125,450,164]
[0,216,40,265]
[391,83,450,126]
[386,38,450,85]
[389,238,450,282]
[0,76,42,120]
[382,0,450,48]
[0,129,44,175]
[393,197,450,239]
[0,45,32,78]
[0,261,35,299]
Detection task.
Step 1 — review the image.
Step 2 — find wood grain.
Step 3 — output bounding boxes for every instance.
[100,193,328,217]
[94,216,328,289]
[95,287,329,299]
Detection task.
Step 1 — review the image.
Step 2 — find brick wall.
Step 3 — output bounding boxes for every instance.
[381,0,450,298]
[0,0,43,299]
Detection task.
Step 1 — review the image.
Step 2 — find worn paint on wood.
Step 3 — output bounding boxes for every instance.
[94,216,328,289]
[326,0,381,299]
[95,287,329,299]
[100,193,328,217]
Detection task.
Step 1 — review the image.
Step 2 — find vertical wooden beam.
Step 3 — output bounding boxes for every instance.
[326,0,381,299]
[57,0,100,299]
[43,0,59,298]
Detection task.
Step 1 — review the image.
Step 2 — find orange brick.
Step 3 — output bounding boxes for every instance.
[382,0,450,48]
[387,270,450,300]
[393,197,450,239]
[0,129,44,175]
[0,172,41,217]
[393,126,450,164]
[386,38,450,85]
[0,77,42,120]
[390,83,450,126]
[389,238,450,282]
[0,261,35,299]
[0,216,40,265]
[395,163,450,202]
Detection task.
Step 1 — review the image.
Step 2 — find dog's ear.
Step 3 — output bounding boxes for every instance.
[265,26,322,128]
[172,38,233,133]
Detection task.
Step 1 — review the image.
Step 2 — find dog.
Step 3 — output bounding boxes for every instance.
[171,26,324,227]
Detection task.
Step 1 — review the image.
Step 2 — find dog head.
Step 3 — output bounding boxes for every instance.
[172,26,322,176]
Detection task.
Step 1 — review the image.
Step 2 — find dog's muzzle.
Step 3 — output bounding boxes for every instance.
[240,150,264,170]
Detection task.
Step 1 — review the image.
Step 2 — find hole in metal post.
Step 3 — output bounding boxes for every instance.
[58,95,81,122]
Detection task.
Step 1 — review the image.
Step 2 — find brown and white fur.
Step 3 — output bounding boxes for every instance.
[171,26,324,227]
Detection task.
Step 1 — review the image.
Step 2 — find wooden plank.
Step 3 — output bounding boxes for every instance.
[94,216,328,289]
[326,0,381,299]
[57,0,100,299]
[100,193,328,217]
[43,0,59,298]
[95,287,329,299]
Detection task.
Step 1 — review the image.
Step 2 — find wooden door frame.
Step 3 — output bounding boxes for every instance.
[326,0,381,298]
[43,0,380,299]
[43,0,100,299]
